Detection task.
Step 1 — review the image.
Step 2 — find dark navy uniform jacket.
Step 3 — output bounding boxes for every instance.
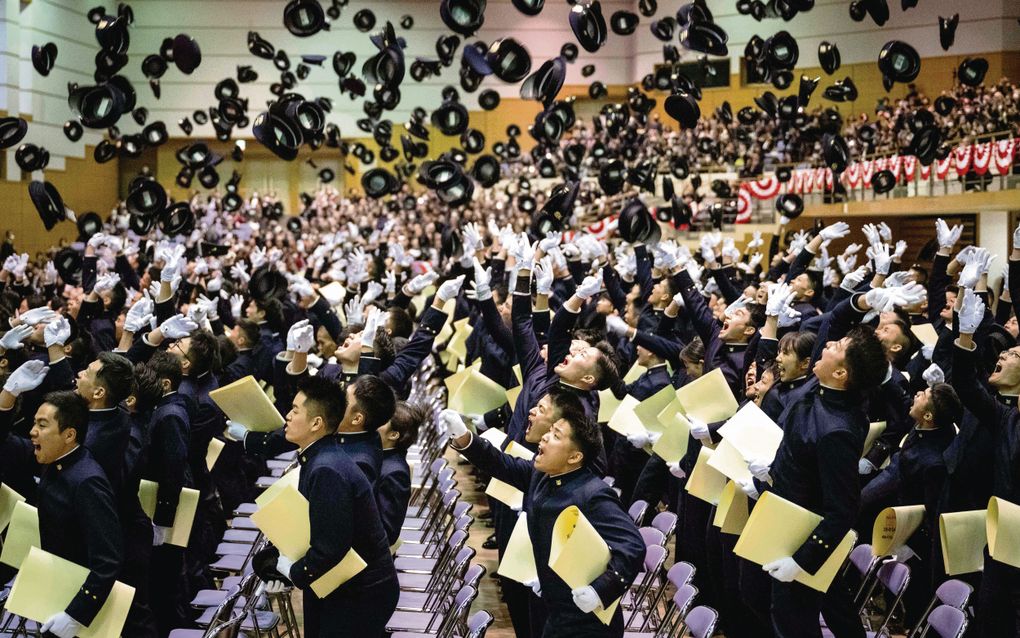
[252,323,284,384]
[85,407,132,497]
[245,427,383,485]
[220,349,257,387]
[377,448,412,546]
[289,436,396,595]
[457,434,644,635]
[675,270,747,397]
[142,392,192,526]
[180,371,220,496]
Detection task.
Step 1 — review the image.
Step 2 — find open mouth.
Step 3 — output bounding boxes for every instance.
[994,363,1003,374]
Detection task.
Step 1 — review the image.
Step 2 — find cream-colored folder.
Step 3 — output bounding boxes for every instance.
[987,497,1020,569]
[448,369,509,415]
[255,467,300,508]
[0,482,26,532]
[939,510,987,575]
[479,428,508,448]
[863,422,887,457]
[633,385,680,435]
[713,481,750,535]
[685,447,727,505]
[513,364,523,384]
[498,513,538,585]
[485,479,524,510]
[706,438,753,484]
[733,491,858,592]
[676,368,739,423]
[607,395,644,437]
[549,506,621,625]
[871,505,926,556]
[318,282,347,307]
[7,546,135,638]
[716,402,783,465]
[434,298,457,346]
[505,441,536,462]
[597,388,623,423]
[138,480,200,548]
[506,385,523,412]
[250,484,366,597]
[446,318,473,362]
[651,411,692,463]
[623,363,647,385]
[443,360,478,396]
[206,438,226,471]
[209,375,286,433]
[910,323,939,348]
[0,501,39,568]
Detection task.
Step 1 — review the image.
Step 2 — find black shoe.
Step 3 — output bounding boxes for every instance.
[482,533,498,550]
[478,510,492,520]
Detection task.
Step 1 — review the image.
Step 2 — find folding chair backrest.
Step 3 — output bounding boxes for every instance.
[465,609,494,638]
[432,585,479,637]
[462,563,486,590]
[640,526,667,548]
[650,511,678,541]
[626,545,669,629]
[658,583,699,636]
[868,561,911,636]
[203,575,248,634]
[673,584,698,618]
[643,544,668,575]
[206,612,247,638]
[682,605,718,638]
[924,605,968,638]
[628,500,649,525]
[935,579,973,610]
[666,561,696,589]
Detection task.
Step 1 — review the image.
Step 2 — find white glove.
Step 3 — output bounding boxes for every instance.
[957,288,984,335]
[3,360,49,396]
[44,261,58,284]
[524,577,542,598]
[748,458,772,483]
[858,458,877,475]
[44,317,71,347]
[840,265,870,292]
[763,557,803,583]
[765,282,796,317]
[509,236,536,271]
[789,230,810,255]
[360,310,381,348]
[88,233,109,249]
[819,221,850,242]
[886,282,927,309]
[159,314,198,340]
[575,269,604,300]
[196,294,219,321]
[534,257,554,296]
[472,258,492,302]
[921,344,934,360]
[747,231,764,250]
[976,250,996,276]
[225,420,248,442]
[384,270,396,294]
[877,221,892,242]
[885,271,911,288]
[405,271,439,295]
[19,306,58,326]
[276,555,294,579]
[605,314,629,338]
[937,218,963,250]
[152,524,170,547]
[893,240,908,261]
[862,223,883,249]
[344,295,365,326]
[1,254,19,276]
[737,478,760,500]
[161,253,183,282]
[264,580,287,594]
[667,461,686,479]
[0,324,33,351]
[231,261,251,285]
[626,430,652,449]
[230,294,244,320]
[571,586,603,614]
[124,309,154,334]
[777,305,802,329]
[869,243,892,275]
[722,238,741,263]
[40,612,84,638]
[689,416,711,444]
[538,231,562,253]
[653,242,680,271]
[439,408,469,438]
[437,275,466,302]
[250,246,268,269]
[922,363,945,387]
[699,235,717,264]
[287,319,314,353]
[289,277,315,300]
[362,281,384,305]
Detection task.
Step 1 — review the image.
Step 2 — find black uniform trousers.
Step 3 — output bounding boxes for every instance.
[303,575,399,637]
[771,577,863,638]
[151,544,186,637]
[976,552,1020,638]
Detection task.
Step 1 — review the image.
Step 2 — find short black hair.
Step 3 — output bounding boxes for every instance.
[132,362,164,413]
[885,317,917,369]
[217,334,238,368]
[186,330,222,377]
[257,298,285,333]
[746,302,767,329]
[388,308,413,339]
[547,386,585,420]
[563,411,603,468]
[236,318,261,349]
[43,391,89,441]
[108,282,127,314]
[351,374,396,431]
[148,350,183,391]
[843,326,888,393]
[778,331,816,362]
[298,376,347,433]
[95,351,134,405]
[592,341,620,391]
[929,383,962,429]
[389,401,429,450]
[372,329,396,369]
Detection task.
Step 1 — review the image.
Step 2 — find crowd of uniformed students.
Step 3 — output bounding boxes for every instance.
[2,192,1019,638]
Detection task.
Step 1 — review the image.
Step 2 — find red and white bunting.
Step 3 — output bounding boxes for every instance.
[971,142,992,175]
[953,145,972,173]
[746,175,781,200]
[993,139,1016,176]
[736,185,752,223]
[843,162,862,188]
[919,162,931,180]
[862,160,875,187]
[902,155,917,182]
[888,154,902,178]
[936,154,953,180]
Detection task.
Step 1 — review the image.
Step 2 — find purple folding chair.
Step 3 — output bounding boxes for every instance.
[640,526,666,548]
[861,561,911,636]
[628,500,649,525]
[465,609,495,637]
[922,605,968,638]
[650,511,678,542]
[682,605,718,638]
[907,579,973,638]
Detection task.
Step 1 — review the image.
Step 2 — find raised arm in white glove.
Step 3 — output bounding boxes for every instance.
[922,362,945,387]
[3,360,49,396]
[0,324,33,351]
[574,269,604,301]
[44,317,72,347]
[957,288,984,335]
[159,314,198,340]
[436,275,466,303]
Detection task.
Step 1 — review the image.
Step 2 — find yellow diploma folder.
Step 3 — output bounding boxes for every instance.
[910,323,939,348]
[513,364,523,384]
[685,447,727,505]
[250,483,366,597]
[706,438,753,484]
[872,505,926,556]
[7,546,135,638]
[987,497,1020,569]
[479,428,508,448]
[607,395,644,437]
[498,513,538,585]
[448,370,508,415]
[622,363,647,385]
[716,402,783,466]
[549,506,620,625]
[209,375,286,433]
[506,385,523,412]
[676,368,739,423]
[0,501,40,568]
[505,441,535,462]
[206,438,226,471]
[651,402,691,463]
[485,479,524,510]
[446,318,473,362]
[633,385,680,435]
[714,481,750,535]
[939,510,987,575]
[597,388,623,423]
[734,492,857,592]
[138,480,200,548]
[0,482,26,532]
[255,468,300,508]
